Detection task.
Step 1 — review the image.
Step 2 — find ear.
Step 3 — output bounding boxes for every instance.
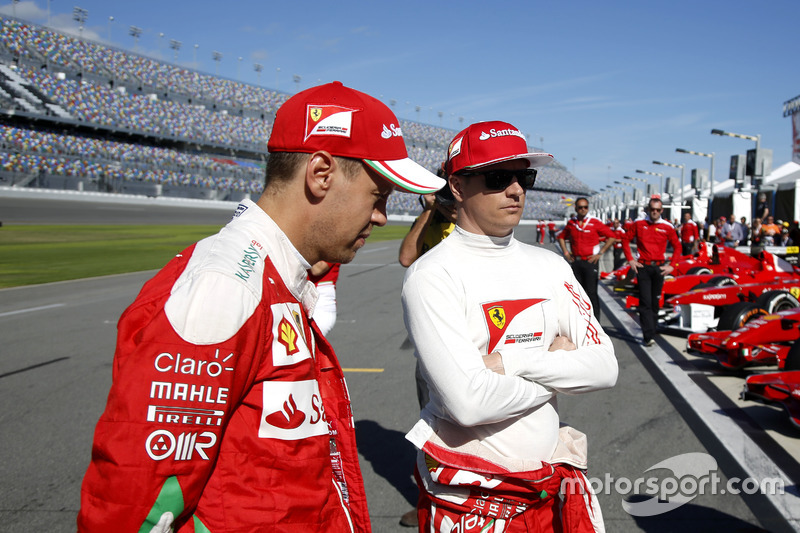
[448,175,466,203]
[305,151,336,199]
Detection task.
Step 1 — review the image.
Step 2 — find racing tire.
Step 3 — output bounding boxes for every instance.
[687,266,713,275]
[784,342,800,371]
[754,290,800,314]
[717,302,768,331]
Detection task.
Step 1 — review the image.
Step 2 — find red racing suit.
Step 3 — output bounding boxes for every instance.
[680,219,699,244]
[557,215,615,259]
[78,199,370,532]
[622,216,681,266]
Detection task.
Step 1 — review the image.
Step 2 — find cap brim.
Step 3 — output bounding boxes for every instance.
[364,158,446,194]
[466,152,554,171]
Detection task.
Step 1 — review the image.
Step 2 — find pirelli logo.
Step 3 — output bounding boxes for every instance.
[147,405,224,426]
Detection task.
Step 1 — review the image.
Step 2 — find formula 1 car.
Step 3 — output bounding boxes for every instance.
[742,371,800,428]
[608,242,793,289]
[666,283,800,332]
[619,251,800,332]
[687,306,800,369]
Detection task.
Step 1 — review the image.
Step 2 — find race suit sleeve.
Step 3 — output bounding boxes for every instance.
[622,223,636,261]
[79,251,266,532]
[402,267,554,428]
[668,226,682,266]
[499,257,618,393]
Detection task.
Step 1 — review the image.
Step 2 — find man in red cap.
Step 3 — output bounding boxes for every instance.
[78,81,444,533]
[557,197,616,319]
[622,196,681,347]
[402,121,617,531]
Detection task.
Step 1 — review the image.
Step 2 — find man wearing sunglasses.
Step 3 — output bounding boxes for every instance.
[622,196,682,347]
[557,198,616,319]
[402,121,617,531]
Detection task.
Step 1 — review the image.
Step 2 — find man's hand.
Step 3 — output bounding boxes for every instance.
[549,335,577,352]
[660,264,674,276]
[628,259,642,274]
[482,352,505,375]
[420,193,436,211]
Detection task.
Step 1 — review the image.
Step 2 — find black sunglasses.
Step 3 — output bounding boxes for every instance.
[576,204,589,210]
[458,168,537,191]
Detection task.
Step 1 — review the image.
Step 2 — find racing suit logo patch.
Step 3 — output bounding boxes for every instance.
[278,317,300,355]
[259,380,327,440]
[270,303,312,366]
[481,298,547,353]
[487,306,506,329]
[264,394,305,429]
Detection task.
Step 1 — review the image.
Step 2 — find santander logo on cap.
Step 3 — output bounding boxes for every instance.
[380,123,403,139]
[478,127,526,141]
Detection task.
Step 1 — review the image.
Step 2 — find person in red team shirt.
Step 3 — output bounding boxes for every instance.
[557,197,616,318]
[537,219,547,244]
[77,82,445,533]
[622,197,682,347]
[611,218,626,271]
[679,212,699,256]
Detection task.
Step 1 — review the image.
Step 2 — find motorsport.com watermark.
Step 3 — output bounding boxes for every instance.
[562,452,785,517]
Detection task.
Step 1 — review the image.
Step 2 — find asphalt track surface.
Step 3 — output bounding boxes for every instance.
[1,192,799,532]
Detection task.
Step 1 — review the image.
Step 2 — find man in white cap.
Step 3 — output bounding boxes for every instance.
[402,121,617,531]
[78,81,444,533]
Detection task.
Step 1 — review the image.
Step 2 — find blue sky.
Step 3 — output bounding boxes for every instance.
[2,0,797,192]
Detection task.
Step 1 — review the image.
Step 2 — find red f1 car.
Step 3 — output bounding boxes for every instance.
[743,371,800,429]
[687,306,800,369]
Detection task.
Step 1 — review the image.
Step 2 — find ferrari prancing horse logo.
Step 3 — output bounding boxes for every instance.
[309,107,322,122]
[487,306,506,329]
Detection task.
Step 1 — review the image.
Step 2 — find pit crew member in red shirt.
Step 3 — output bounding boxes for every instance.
[557,197,615,319]
[679,212,699,256]
[611,218,626,271]
[622,197,682,347]
[77,82,445,533]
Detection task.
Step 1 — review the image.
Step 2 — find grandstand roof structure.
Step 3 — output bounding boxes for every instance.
[0,15,592,219]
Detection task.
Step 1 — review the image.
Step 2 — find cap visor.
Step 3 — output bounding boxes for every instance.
[364,158,446,194]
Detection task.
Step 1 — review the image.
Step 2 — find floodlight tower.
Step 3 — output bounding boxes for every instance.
[212,51,223,75]
[653,160,684,207]
[169,40,182,62]
[73,7,88,38]
[676,147,715,199]
[129,26,143,52]
[635,169,664,199]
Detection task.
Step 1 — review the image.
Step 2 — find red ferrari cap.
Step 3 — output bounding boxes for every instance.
[444,120,553,175]
[267,81,445,194]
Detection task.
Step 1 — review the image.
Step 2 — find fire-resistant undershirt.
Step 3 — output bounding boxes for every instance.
[402,225,617,461]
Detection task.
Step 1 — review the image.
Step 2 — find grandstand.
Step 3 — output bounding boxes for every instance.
[0,15,592,219]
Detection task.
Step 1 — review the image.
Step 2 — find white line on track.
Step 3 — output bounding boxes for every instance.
[0,303,65,318]
[600,286,800,527]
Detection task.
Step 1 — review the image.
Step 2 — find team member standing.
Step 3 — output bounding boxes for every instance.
[557,197,616,319]
[622,197,682,347]
[403,120,617,531]
[78,82,445,533]
[611,218,626,271]
[679,211,699,255]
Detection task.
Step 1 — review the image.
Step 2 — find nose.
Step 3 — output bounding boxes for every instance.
[507,178,525,196]
[372,202,388,227]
